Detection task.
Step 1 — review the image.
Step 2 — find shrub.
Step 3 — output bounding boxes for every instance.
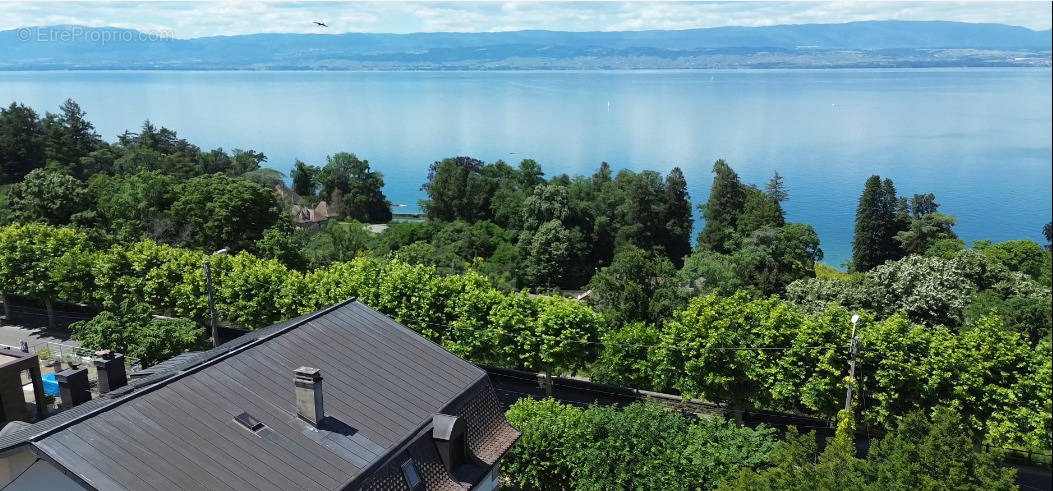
[503,399,775,490]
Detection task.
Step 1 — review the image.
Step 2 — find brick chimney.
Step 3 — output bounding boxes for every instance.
[294,367,324,426]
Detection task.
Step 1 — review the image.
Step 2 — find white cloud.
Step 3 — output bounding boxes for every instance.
[0,1,1049,37]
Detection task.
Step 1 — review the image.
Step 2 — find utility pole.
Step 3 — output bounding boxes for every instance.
[204,248,228,348]
[844,314,860,412]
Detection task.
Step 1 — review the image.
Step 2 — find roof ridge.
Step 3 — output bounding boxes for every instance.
[0,297,358,454]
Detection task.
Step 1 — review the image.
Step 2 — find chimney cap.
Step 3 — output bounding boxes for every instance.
[294,366,322,380]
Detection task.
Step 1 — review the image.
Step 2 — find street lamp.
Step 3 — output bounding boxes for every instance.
[204,248,228,347]
[844,314,860,411]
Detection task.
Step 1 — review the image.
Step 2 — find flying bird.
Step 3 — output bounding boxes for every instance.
[314,21,328,27]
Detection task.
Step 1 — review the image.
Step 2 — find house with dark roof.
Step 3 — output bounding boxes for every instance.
[0,299,519,490]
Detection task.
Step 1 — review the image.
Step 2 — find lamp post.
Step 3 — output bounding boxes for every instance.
[204,248,228,347]
[844,314,860,412]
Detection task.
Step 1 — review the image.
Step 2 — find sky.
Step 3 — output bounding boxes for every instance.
[2,1,1050,38]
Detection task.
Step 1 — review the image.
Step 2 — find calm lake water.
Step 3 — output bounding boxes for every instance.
[2,68,1050,266]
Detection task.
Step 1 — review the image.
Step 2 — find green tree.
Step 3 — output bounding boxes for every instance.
[199,147,232,174]
[374,221,438,256]
[503,398,584,490]
[679,250,757,297]
[87,171,178,243]
[613,170,665,254]
[681,223,821,297]
[974,239,1047,280]
[660,167,693,266]
[765,170,789,203]
[70,303,208,367]
[112,121,203,179]
[653,292,770,417]
[227,148,266,176]
[771,223,824,286]
[0,102,45,184]
[239,168,284,189]
[698,159,746,253]
[578,162,621,271]
[924,237,966,259]
[304,221,376,268]
[168,174,282,252]
[520,182,570,231]
[895,211,957,255]
[852,175,902,271]
[586,245,684,325]
[431,220,506,262]
[0,223,89,329]
[737,186,785,237]
[519,220,573,288]
[965,290,1051,345]
[254,220,310,271]
[908,192,938,217]
[210,252,307,329]
[3,169,91,225]
[517,183,583,288]
[318,152,391,223]
[421,156,496,222]
[569,403,710,490]
[789,247,1053,328]
[504,399,776,491]
[290,160,319,197]
[724,409,1016,490]
[42,99,103,178]
[986,337,1052,451]
[524,296,601,377]
[590,321,664,390]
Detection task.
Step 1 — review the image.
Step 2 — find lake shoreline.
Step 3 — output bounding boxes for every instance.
[3,68,1049,266]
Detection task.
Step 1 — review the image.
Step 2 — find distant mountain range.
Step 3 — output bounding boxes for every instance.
[2,21,1050,70]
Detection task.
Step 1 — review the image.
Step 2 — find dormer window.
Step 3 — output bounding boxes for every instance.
[431,413,468,472]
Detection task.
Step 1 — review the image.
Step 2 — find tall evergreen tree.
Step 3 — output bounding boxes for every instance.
[0,102,45,184]
[697,159,745,253]
[884,179,909,258]
[853,175,884,271]
[584,162,619,270]
[660,167,693,267]
[290,160,318,197]
[852,175,903,271]
[765,170,789,203]
[895,212,957,255]
[738,186,785,237]
[43,99,103,178]
[614,170,665,253]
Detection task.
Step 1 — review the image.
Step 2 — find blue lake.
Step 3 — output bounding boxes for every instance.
[1,68,1050,266]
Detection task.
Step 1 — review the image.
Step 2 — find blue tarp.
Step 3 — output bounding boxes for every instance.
[41,373,60,396]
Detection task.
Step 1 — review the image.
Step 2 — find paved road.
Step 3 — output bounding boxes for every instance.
[0,322,77,351]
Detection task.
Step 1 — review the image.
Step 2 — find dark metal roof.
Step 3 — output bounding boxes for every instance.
[4,299,518,490]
